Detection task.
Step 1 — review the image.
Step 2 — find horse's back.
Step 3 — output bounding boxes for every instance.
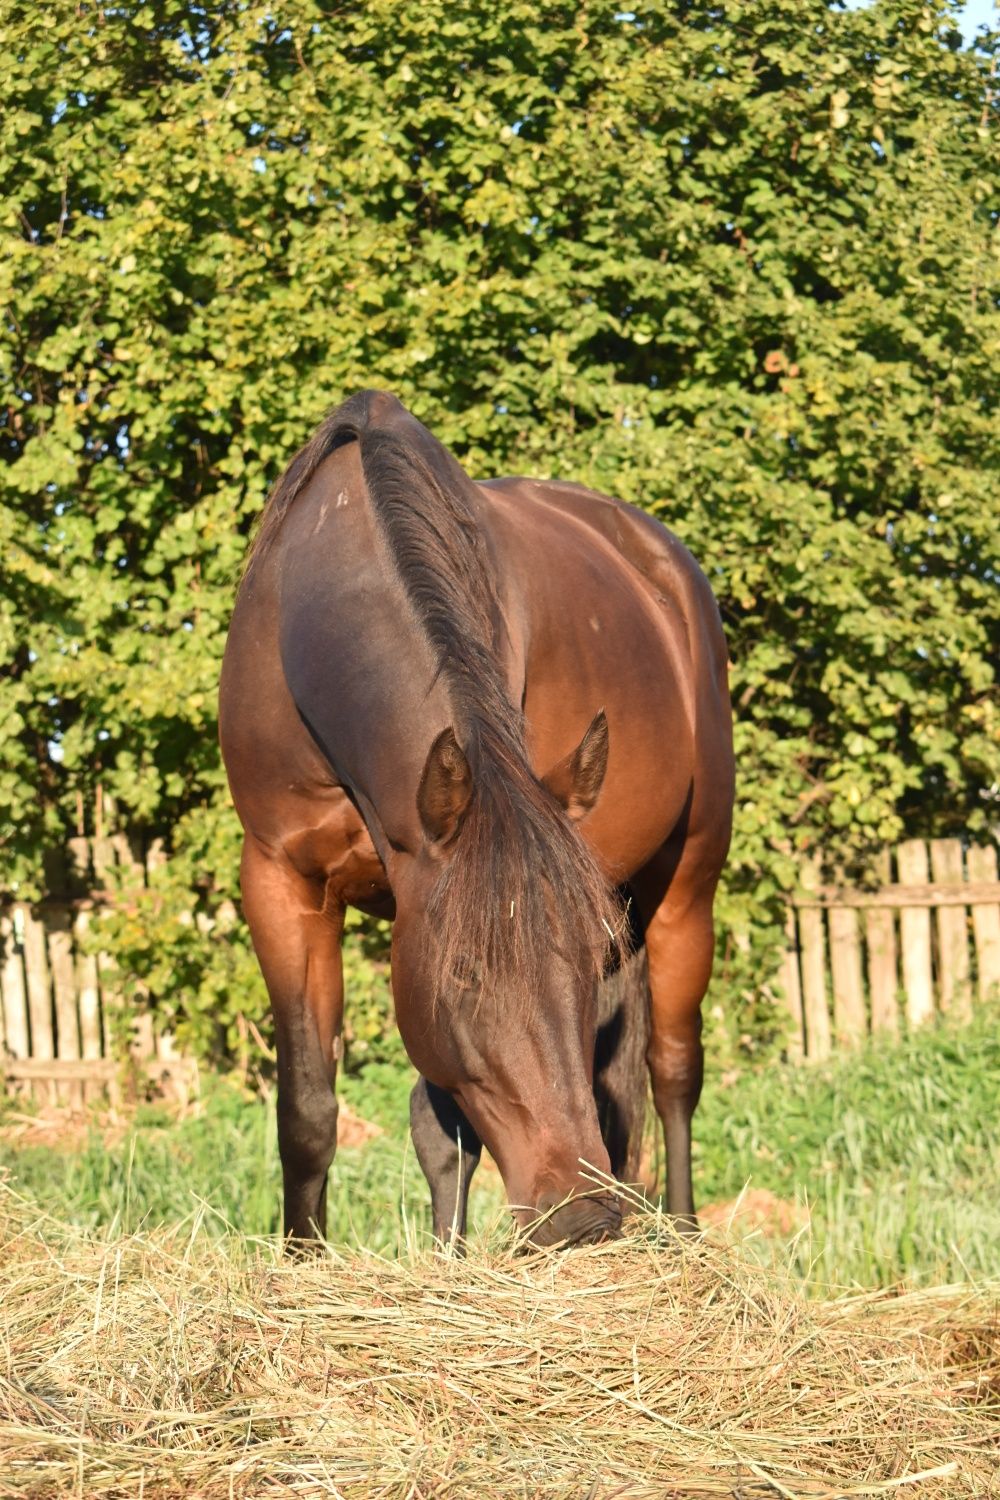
[481,475,727,683]
[480,476,733,882]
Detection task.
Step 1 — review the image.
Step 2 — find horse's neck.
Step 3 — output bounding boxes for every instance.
[275,448,458,847]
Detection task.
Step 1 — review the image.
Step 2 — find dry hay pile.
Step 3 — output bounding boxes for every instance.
[0,1183,996,1498]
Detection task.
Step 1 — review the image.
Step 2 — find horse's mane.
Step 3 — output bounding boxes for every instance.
[246,390,619,1009]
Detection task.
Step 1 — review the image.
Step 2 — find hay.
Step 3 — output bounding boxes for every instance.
[0,1181,996,1498]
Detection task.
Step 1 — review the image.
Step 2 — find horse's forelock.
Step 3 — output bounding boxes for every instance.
[425,737,620,1014]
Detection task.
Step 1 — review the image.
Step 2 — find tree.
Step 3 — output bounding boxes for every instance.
[2,0,997,1060]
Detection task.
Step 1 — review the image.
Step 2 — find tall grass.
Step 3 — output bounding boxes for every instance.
[694,1007,1000,1287]
[0,1066,448,1255]
[2,1009,996,1287]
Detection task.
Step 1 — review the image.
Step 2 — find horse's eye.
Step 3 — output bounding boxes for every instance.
[452,955,481,991]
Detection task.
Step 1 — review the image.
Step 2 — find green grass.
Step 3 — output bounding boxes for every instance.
[2,1008,997,1288]
[0,1057,504,1256]
[694,1006,1000,1288]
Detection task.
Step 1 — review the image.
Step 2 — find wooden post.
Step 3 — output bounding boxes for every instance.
[74,910,104,1096]
[48,906,82,1106]
[897,839,935,1027]
[44,848,81,1105]
[797,855,831,1061]
[68,837,103,1100]
[20,902,56,1101]
[111,832,155,1061]
[145,835,186,1093]
[865,848,899,1037]
[779,909,805,1060]
[929,838,972,1021]
[0,910,30,1063]
[967,842,1000,1002]
[91,836,120,1059]
[828,866,866,1045]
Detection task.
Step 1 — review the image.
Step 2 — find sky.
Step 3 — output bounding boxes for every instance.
[952,0,999,37]
[846,0,998,40]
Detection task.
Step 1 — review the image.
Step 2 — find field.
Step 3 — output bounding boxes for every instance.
[3,1005,998,1289]
[2,1013,998,1497]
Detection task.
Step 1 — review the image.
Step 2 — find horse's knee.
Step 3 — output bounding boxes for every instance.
[648,1024,703,1110]
[277,1086,338,1177]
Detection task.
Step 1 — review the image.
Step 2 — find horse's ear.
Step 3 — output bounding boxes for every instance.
[417,727,473,846]
[543,710,609,821]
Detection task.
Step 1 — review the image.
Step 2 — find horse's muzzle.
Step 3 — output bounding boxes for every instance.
[524,1192,623,1248]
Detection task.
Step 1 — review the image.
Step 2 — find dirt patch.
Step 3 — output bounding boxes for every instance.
[0,1099,384,1154]
[336,1101,382,1149]
[700,1187,807,1237]
[0,1106,130,1154]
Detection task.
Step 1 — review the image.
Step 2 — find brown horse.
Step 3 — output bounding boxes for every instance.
[219,391,733,1248]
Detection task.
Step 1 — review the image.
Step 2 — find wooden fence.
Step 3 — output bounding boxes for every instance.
[780,837,1000,1060]
[2,833,999,1100]
[0,833,196,1105]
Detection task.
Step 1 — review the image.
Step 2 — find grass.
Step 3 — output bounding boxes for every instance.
[0,1059,504,1257]
[693,1007,1000,1288]
[1,1008,998,1288]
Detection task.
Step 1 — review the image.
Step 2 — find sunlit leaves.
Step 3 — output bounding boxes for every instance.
[1,0,997,1054]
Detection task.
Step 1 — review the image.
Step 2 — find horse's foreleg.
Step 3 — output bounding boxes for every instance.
[637,866,718,1230]
[241,838,344,1245]
[409,1077,482,1249]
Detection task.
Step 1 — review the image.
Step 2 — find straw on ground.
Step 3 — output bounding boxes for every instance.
[0,1182,996,1498]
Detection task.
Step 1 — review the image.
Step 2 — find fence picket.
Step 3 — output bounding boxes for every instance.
[798,856,832,1060]
[0,911,30,1061]
[67,837,102,1100]
[90,837,120,1057]
[779,910,805,1060]
[896,841,935,1027]
[48,906,82,1105]
[115,834,155,1060]
[20,904,56,1101]
[828,868,866,1045]
[865,849,899,1037]
[967,843,1000,1001]
[75,911,103,1104]
[929,839,971,1020]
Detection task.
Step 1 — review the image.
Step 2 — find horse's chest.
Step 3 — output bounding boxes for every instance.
[279,792,391,908]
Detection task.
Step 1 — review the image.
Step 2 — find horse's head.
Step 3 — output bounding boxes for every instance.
[389,712,622,1246]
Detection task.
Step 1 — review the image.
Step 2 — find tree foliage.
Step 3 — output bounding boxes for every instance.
[2,0,998,1060]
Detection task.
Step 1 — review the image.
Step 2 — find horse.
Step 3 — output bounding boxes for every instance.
[219,390,734,1248]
